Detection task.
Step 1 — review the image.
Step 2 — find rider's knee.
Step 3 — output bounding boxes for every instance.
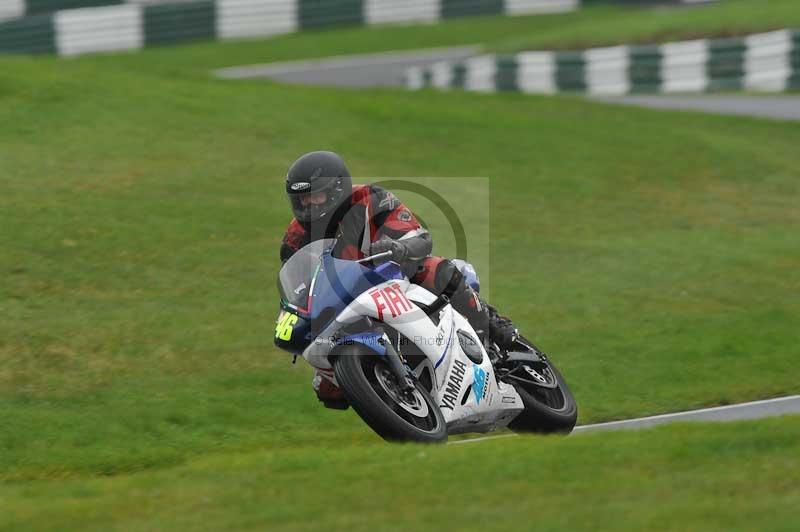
[433,259,466,298]
[413,257,470,300]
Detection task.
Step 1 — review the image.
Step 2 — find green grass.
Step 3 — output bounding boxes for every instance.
[1,3,799,527]
[74,0,800,76]
[1,46,799,481]
[2,417,799,531]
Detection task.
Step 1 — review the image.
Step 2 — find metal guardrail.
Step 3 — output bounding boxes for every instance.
[0,0,581,55]
[406,30,800,94]
[0,1,720,57]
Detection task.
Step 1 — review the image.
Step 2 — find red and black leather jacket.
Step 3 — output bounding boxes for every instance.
[280,185,430,267]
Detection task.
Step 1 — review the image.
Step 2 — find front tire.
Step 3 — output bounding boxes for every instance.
[333,346,447,443]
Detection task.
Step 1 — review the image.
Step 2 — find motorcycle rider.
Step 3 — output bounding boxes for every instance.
[280,151,519,405]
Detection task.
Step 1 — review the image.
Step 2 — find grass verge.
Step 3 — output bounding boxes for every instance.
[2,417,799,531]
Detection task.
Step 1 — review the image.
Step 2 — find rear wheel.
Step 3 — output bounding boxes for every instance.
[503,354,577,434]
[333,346,447,443]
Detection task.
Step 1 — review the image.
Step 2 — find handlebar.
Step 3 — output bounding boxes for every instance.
[356,250,393,264]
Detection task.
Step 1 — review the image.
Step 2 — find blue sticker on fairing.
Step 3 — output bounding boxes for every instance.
[472,365,487,404]
[337,333,386,355]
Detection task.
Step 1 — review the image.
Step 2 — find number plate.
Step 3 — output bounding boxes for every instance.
[275,310,299,341]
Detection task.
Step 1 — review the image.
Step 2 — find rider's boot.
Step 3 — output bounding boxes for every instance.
[449,283,520,353]
[484,301,520,352]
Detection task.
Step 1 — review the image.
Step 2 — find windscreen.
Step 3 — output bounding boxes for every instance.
[278,239,335,309]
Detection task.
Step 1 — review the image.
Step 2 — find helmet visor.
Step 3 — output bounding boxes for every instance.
[289,192,329,222]
[287,177,348,223]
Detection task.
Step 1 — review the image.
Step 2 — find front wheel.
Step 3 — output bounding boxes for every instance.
[333,346,447,443]
[505,358,578,434]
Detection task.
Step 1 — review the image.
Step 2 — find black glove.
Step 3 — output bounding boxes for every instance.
[369,238,408,264]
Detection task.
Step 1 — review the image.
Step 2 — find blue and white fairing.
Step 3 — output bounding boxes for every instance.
[276,239,523,433]
[275,238,404,355]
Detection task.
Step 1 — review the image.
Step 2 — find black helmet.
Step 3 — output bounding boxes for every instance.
[285,151,352,225]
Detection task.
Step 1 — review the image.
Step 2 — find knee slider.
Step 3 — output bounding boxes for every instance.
[433,260,465,298]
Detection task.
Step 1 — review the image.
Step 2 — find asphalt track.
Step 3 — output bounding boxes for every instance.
[216,47,800,120]
[593,95,800,121]
[214,46,480,88]
[449,395,800,444]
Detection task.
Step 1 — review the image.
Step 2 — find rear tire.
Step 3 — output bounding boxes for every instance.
[333,346,447,443]
[507,362,577,434]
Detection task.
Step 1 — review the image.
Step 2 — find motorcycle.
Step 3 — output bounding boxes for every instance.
[274,238,577,442]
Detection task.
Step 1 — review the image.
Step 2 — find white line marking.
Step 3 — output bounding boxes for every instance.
[448,433,517,445]
[448,395,800,444]
[574,395,800,433]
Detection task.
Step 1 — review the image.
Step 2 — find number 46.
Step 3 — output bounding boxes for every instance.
[275,310,298,341]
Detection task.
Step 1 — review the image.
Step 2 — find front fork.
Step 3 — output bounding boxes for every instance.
[380,333,416,392]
